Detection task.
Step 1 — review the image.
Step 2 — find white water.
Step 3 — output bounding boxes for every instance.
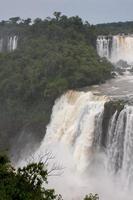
[7,36,18,51]
[97,35,133,64]
[29,91,108,199]
[89,74,133,98]
[0,38,3,52]
[22,90,133,200]
[43,91,107,173]
[0,35,18,52]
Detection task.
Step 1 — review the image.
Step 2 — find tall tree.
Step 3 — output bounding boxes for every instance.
[9,17,21,24]
[53,12,62,21]
[0,153,61,200]
[23,18,32,25]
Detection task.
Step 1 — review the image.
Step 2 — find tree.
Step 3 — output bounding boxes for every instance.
[9,17,21,24]
[23,18,32,25]
[34,18,42,24]
[0,154,100,200]
[0,153,61,200]
[85,21,90,27]
[53,12,62,21]
[68,16,83,29]
[0,20,7,25]
[83,194,99,200]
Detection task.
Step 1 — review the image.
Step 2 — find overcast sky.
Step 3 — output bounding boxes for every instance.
[0,0,133,24]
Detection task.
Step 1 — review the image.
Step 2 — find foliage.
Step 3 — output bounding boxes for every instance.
[0,13,113,105]
[0,153,101,200]
[95,21,133,35]
[0,153,60,200]
[84,194,99,200]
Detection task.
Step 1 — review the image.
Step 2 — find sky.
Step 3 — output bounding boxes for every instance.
[0,0,133,24]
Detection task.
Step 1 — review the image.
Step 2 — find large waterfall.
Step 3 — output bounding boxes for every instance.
[25,90,133,200]
[97,35,133,64]
[0,35,18,52]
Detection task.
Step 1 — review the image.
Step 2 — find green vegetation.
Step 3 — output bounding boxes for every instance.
[95,21,133,35]
[0,153,60,200]
[0,13,113,153]
[84,194,99,200]
[0,153,99,200]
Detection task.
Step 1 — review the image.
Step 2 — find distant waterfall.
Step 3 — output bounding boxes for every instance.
[97,35,133,64]
[0,38,3,52]
[7,36,18,51]
[0,35,18,52]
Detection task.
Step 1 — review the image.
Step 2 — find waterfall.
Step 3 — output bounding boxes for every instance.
[7,36,18,51]
[0,35,18,52]
[44,91,108,172]
[23,90,133,199]
[97,35,133,64]
[0,38,3,52]
[97,36,112,59]
[107,106,133,187]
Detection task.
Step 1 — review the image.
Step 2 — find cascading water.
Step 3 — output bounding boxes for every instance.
[97,35,133,64]
[43,91,107,173]
[22,90,133,200]
[0,38,3,52]
[107,106,133,188]
[0,35,18,52]
[7,36,18,51]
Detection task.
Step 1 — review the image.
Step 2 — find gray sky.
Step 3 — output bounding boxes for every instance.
[0,0,133,24]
